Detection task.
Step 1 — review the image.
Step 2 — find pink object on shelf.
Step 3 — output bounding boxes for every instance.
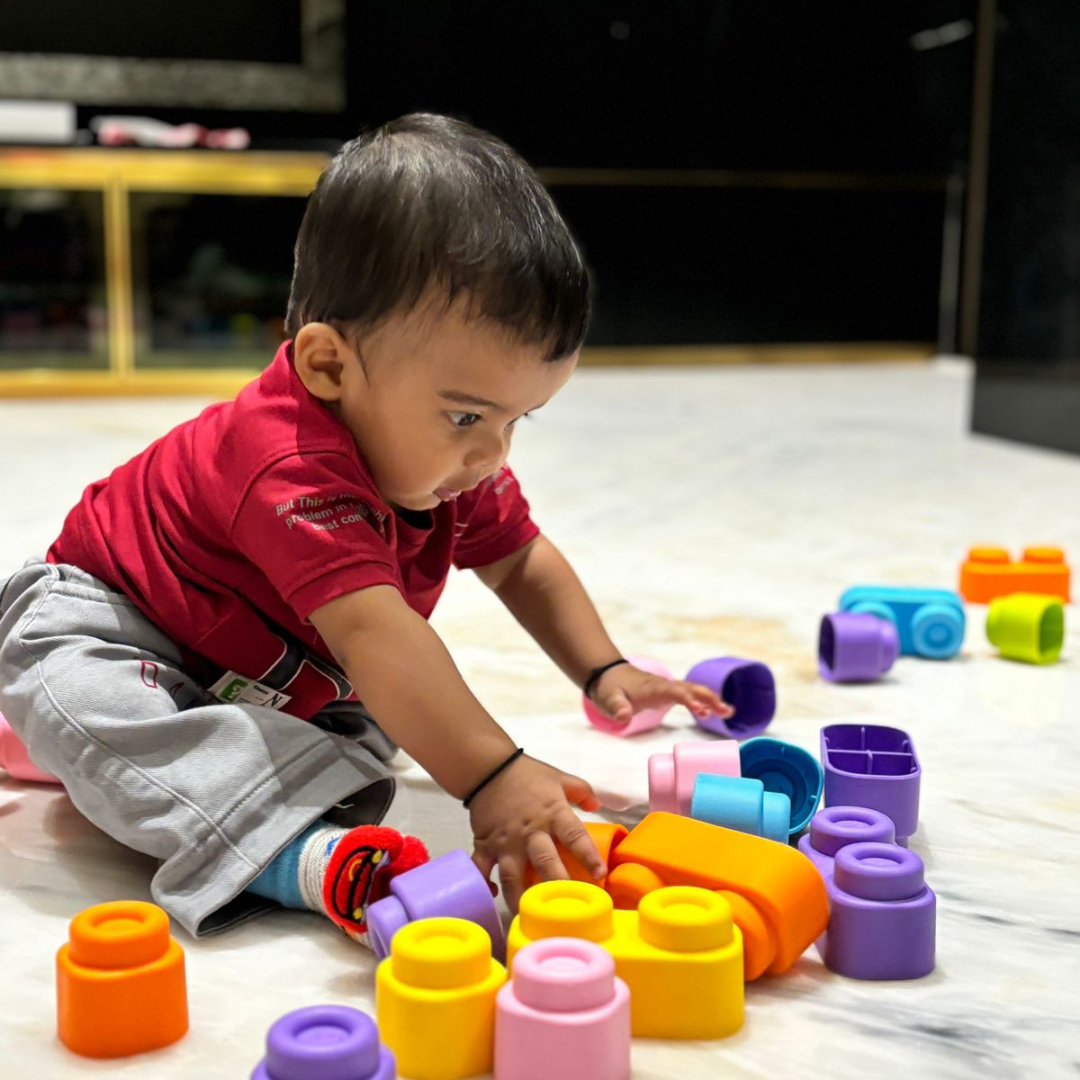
[495,937,630,1080]
[648,740,741,815]
[583,655,675,736]
[0,713,59,784]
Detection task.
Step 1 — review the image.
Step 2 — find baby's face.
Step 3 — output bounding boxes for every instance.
[338,304,577,513]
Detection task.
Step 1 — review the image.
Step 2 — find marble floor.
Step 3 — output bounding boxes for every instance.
[1,358,1078,1079]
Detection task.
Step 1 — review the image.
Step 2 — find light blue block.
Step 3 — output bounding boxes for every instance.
[839,585,965,659]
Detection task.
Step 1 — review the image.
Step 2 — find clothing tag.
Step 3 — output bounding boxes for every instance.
[208,671,292,711]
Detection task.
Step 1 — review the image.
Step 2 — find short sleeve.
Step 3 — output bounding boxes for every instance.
[231,451,402,620]
[452,463,540,570]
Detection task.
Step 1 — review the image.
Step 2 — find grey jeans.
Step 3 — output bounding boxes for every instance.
[0,560,396,936]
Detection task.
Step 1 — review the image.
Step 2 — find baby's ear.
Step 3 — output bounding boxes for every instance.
[293,322,351,401]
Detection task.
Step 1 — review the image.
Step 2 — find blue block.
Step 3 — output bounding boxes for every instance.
[838,585,965,659]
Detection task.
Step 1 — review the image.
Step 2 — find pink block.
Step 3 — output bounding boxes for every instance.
[0,714,59,784]
[648,740,742,815]
[582,655,676,737]
[495,938,630,1080]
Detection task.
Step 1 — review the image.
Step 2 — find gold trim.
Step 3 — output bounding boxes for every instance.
[0,369,260,399]
[103,179,134,377]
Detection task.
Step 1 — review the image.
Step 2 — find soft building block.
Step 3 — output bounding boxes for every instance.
[739,737,823,834]
[507,882,743,1040]
[684,657,776,738]
[818,612,899,682]
[960,546,1070,604]
[838,585,965,659]
[583,655,676,736]
[690,773,791,842]
[986,593,1065,664]
[648,739,741,815]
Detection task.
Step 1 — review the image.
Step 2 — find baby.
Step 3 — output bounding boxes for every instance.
[0,113,730,945]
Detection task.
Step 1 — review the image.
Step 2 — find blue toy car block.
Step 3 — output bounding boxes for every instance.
[838,585,965,659]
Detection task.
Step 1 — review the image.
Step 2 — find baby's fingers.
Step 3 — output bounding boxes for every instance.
[682,680,735,719]
[553,808,607,882]
[525,831,569,882]
[498,853,528,914]
[599,686,634,725]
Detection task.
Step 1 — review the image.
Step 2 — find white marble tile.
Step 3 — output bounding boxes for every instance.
[2,359,1079,1079]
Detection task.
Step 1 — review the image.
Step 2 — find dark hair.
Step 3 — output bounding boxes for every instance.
[286,113,590,360]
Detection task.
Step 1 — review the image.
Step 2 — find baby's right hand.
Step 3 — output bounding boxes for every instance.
[468,753,605,912]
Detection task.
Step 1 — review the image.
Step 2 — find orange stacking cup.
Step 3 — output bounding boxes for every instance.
[57,901,188,1058]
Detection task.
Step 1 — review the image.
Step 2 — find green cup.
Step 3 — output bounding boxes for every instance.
[986,593,1065,665]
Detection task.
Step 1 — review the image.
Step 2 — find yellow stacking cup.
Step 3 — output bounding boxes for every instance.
[986,593,1065,665]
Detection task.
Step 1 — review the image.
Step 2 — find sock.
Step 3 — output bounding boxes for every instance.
[248,821,428,945]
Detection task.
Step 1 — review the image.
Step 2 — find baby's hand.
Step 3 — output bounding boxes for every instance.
[468,754,604,912]
[592,662,735,726]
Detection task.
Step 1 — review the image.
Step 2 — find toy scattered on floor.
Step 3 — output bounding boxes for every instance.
[0,713,60,784]
[376,917,506,1080]
[799,806,936,980]
[648,739,740,814]
[507,882,744,1040]
[960,545,1071,603]
[584,655,776,738]
[56,900,188,1058]
[986,593,1065,665]
[838,585,965,659]
[253,1004,395,1080]
[684,657,776,738]
[818,611,899,682]
[690,773,790,841]
[821,724,921,845]
[495,937,631,1080]
[367,848,507,962]
[739,737,823,835]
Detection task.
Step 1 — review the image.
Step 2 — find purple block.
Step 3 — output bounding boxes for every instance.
[818,842,936,980]
[820,724,921,844]
[798,805,897,878]
[252,1005,395,1080]
[818,612,899,683]
[685,657,776,739]
[366,848,506,962]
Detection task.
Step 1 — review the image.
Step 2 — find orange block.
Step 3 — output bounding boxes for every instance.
[523,821,628,890]
[57,901,188,1058]
[960,546,1070,603]
[607,813,828,980]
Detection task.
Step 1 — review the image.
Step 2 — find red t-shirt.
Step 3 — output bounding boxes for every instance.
[48,342,539,719]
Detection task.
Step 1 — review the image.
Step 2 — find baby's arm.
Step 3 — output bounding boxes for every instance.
[308,585,605,910]
[475,535,735,724]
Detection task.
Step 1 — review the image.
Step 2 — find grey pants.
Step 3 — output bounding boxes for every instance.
[0,560,396,936]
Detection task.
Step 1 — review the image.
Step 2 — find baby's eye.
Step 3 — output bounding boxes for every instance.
[448,411,481,428]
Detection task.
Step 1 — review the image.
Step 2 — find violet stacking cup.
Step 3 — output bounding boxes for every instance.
[684,658,776,739]
[366,848,506,962]
[0,712,59,784]
[818,613,899,683]
[818,842,936,981]
[583,655,677,736]
[495,937,631,1080]
[798,806,897,880]
[252,1005,395,1080]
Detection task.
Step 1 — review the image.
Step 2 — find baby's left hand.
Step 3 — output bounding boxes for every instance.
[589,663,735,726]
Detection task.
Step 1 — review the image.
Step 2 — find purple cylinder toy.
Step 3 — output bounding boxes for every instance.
[819,842,936,980]
[818,613,899,683]
[252,1005,395,1080]
[366,848,506,962]
[798,805,897,879]
[684,657,775,739]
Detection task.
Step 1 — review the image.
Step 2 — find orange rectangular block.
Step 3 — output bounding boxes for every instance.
[959,546,1070,603]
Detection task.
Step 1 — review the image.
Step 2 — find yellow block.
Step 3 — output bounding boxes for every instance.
[507,881,743,1040]
[376,917,507,1080]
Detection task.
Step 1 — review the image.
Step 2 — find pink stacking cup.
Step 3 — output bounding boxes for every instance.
[583,655,675,736]
[648,740,741,815]
[495,938,630,1080]
[0,713,59,784]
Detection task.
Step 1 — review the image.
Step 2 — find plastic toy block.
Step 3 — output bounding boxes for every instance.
[648,740,741,815]
[495,938,631,1080]
[684,657,776,738]
[507,882,743,1040]
[799,808,934,980]
[523,822,628,892]
[367,848,507,962]
[0,712,60,784]
[739,737,823,835]
[821,725,921,844]
[56,901,188,1058]
[376,917,506,1080]
[690,774,790,842]
[818,612,899,682]
[838,585,965,659]
[987,593,1065,664]
[605,812,828,979]
[583,655,675,736]
[960,546,1070,604]
[253,1005,395,1080]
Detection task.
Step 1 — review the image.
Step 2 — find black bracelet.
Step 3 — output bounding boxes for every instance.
[582,658,630,701]
[462,747,526,808]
